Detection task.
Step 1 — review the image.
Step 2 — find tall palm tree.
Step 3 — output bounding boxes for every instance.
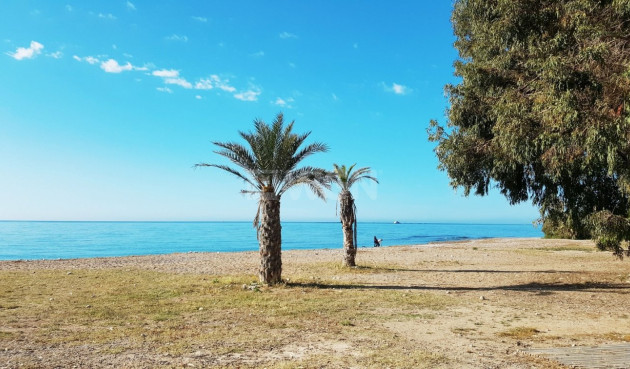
[196,113,331,284]
[332,164,379,267]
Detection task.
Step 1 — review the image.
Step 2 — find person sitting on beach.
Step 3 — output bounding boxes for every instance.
[374,236,381,247]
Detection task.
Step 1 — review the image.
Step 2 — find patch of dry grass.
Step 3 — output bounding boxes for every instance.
[0,267,455,368]
[498,327,540,339]
[292,261,405,278]
[516,243,596,255]
[603,333,630,342]
[536,245,596,252]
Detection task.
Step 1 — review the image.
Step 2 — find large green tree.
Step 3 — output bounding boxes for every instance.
[332,164,379,267]
[197,113,331,284]
[429,0,630,256]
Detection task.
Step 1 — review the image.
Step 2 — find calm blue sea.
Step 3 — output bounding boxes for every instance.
[0,221,543,260]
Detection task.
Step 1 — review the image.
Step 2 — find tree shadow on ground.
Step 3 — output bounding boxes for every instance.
[286,281,630,293]
[351,265,579,274]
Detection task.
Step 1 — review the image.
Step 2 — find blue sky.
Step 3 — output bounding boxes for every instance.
[0,1,539,223]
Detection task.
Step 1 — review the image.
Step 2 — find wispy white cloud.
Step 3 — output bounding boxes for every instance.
[152,69,179,78]
[126,1,136,11]
[152,69,191,89]
[250,50,264,58]
[191,16,207,22]
[101,58,133,73]
[234,88,261,102]
[194,75,236,92]
[382,82,411,95]
[274,97,294,108]
[67,45,263,102]
[165,34,188,42]
[194,79,213,90]
[73,55,100,64]
[47,51,63,59]
[98,13,117,20]
[279,32,298,39]
[165,77,192,89]
[8,41,44,60]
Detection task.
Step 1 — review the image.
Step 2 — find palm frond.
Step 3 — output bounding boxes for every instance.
[292,142,329,168]
[278,167,332,199]
[197,163,260,190]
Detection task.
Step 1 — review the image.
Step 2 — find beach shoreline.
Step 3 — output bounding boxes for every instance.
[0,237,544,268]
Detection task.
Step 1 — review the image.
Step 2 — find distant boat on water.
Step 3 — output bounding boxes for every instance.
[393,220,401,224]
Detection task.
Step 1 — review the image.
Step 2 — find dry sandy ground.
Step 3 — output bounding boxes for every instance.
[2,238,630,368]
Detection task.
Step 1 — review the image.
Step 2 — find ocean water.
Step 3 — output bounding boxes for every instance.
[0,221,543,260]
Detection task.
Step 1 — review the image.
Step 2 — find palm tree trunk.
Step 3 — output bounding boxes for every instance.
[258,191,282,284]
[339,191,356,267]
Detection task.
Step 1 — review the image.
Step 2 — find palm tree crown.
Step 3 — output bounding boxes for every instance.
[332,164,379,192]
[197,113,332,221]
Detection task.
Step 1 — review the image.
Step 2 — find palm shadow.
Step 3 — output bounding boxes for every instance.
[286,281,630,294]
[351,265,578,274]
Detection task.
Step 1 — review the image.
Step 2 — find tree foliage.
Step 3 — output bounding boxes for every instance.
[429,0,630,251]
[587,210,630,258]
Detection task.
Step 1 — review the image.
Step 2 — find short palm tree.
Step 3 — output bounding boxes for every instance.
[332,164,379,267]
[196,113,331,284]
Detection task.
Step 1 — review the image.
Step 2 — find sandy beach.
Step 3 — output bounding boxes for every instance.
[2,238,630,368]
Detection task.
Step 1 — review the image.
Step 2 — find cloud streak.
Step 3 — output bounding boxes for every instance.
[8,41,44,60]
[68,48,262,102]
[165,77,192,89]
[279,32,298,39]
[234,88,261,102]
[382,82,411,95]
[194,75,236,92]
[73,55,100,64]
[274,97,294,108]
[165,34,188,42]
[191,16,207,22]
[152,69,179,78]
[98,13,117,20]
[101,59,134,73]
[47,51,63,59]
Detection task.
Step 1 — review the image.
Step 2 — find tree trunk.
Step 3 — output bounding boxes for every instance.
[258,191,282,284]
[339,190,356,267]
